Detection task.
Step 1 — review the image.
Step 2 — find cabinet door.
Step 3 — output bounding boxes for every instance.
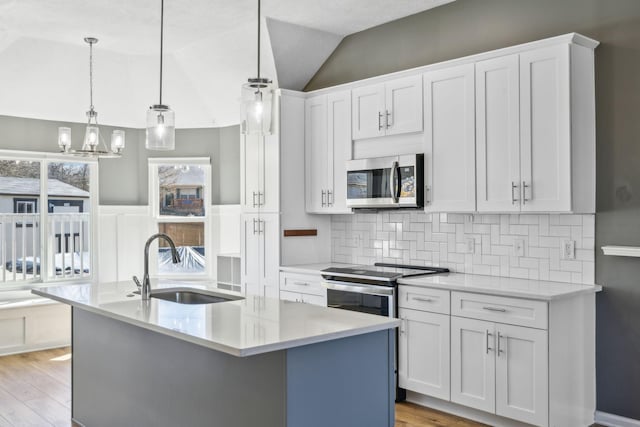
[495,324,548,427]
[258,213,280,290]
[260,133,280,213]
[327,90,352,213]
[424,64,476,212]
[451,316,495,413]
[241,214,261,295]
[385,75,423,136]
[476,55,521,212]
[241,134,261,213]
[352,84,385,140]
[305,95,328,213]
[398,308,450,401]
[520,45,571,212]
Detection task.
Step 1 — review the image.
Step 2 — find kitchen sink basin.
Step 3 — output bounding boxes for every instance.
[150,288,243,305]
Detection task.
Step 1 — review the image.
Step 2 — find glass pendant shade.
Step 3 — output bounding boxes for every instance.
[58,127,71,152]
[82,125,100,151]
[146,105,175,150]
[111,130,126,154]
[241,79,274,135]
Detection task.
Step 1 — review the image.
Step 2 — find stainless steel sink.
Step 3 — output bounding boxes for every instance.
[150,288,243,305]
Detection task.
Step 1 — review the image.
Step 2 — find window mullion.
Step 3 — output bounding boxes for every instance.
[39,160,48,282]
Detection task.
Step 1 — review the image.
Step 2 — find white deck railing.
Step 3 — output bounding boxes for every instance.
[0,213,91,283]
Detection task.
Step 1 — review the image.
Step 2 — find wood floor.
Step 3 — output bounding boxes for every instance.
[0,348,601,427]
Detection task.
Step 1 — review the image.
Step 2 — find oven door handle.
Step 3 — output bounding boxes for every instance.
[322,280,395,296]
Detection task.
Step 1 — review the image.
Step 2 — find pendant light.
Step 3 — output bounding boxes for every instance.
[58,37,125,158]
[146,0,175,150]
[241,0,274,136]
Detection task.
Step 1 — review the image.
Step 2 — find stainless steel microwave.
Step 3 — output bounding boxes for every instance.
[346,154,424,209]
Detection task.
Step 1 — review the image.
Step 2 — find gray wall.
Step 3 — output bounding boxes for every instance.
[307,0,640,420]
[0,115,240,205]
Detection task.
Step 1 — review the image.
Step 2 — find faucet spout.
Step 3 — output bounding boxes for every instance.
[141,233,181,300]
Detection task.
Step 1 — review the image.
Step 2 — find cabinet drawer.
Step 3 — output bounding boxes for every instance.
[398,286,450,314]
[279,290,326,307]
[451,292,547,329]
[279,271,324,296]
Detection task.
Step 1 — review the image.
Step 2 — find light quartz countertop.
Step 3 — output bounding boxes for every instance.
[280,262,361,275]
[280,263,601,301]
[398,273,601,301]
[32,280,399,357]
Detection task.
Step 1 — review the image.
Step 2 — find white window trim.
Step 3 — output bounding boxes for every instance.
[148,157,212,280]
[0,150,99,290]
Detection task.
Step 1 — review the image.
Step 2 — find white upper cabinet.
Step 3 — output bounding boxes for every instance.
[327,91,352,213]
[423,64,476,212]
[520,45,571,212]
[476,55,521,212]
[305,96,328,213]
[241,133,279,214]
[352,75,422,140]
[305,91,352,214]
[477,42,595,213]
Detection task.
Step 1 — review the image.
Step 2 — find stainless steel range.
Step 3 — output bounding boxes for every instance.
[321,263,449,402]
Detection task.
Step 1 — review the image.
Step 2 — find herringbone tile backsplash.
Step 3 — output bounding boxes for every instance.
[332,212,595,284]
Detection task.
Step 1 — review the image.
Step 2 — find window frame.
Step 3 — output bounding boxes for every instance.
[0,150,98,290]
[148,157,212,280]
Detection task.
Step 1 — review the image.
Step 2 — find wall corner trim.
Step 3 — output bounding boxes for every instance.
[595,411,640,427]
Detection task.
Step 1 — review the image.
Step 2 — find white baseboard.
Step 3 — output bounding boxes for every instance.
[595,411,640,427]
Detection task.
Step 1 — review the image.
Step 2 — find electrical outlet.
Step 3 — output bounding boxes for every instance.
[465,237,475,254]
[561,240,575,260]
[513,239,525,257]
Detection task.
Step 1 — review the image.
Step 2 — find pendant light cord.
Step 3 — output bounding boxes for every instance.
[89,40,94,112]
[257,0,260,79]
[159,0,164,105]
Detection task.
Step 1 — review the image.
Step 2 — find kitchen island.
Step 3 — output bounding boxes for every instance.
[33,281,400,427]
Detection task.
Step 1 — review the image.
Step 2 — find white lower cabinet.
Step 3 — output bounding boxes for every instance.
[241,213,279,297]
[398,308,450,401]
[279,271,327,307]
[450,315,549,427]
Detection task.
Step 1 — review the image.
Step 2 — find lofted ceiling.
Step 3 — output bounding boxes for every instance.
[0,0,455,129]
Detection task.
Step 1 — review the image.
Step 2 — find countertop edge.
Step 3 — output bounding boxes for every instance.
[32,288,400,357]
[396,279,602,301]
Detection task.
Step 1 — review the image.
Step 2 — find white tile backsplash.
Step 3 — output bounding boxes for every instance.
[332,212,595,285]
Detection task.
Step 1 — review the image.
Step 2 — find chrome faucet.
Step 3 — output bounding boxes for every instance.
[133,233,181,300]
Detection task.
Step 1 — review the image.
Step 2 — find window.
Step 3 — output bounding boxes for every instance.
[0,153,97,288]
[149,158,210,278]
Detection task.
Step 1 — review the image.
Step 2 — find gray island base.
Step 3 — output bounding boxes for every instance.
[72,308,395,427]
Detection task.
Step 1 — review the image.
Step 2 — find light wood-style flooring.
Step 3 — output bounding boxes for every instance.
[0,348,603,427]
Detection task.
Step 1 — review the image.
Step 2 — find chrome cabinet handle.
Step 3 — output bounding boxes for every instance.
[252,191,257,208]
[497,332,504,356]
[400,318,406,334]
[486,329,493,354]
[412,297,433,302]
[258,192,264,207]
[321,190,327,207]
[378,111,384,131]
[511,182,519,205]
[522,181,530,204]
[425,186,431,205]
[386,110,392,129]
[259,219,264,234]
[327,190,333,207]
[252,218,257,235]
[293,281,310,286]
[483,306,507,313]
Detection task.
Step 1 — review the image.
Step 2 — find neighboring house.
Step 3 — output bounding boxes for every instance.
[159,168,204,216]
[0,177,89,214]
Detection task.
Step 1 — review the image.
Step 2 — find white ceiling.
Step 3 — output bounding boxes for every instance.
[0,0,455,129]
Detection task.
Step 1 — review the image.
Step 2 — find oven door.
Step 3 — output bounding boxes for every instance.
[323,280,395,318]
